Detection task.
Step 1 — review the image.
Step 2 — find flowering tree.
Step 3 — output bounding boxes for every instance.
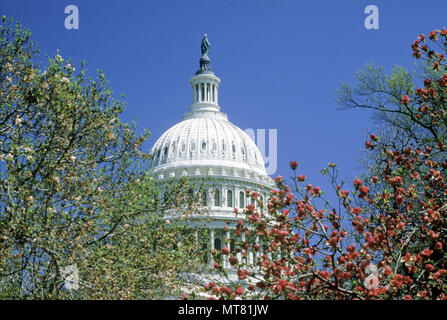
[196,29,447,300]
[337,31,446,179]
[0,16,205,299]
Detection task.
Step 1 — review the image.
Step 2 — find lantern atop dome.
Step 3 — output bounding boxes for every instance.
[185,35,223,120]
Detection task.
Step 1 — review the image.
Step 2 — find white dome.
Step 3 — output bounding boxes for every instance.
[149,115,267,176]
[149,42,272,187]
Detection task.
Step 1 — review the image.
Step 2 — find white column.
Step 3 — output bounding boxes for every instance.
[236,229,242,263]
[215,84,218,105]
[213,84,216,103]
[208,83,211,102]
[225,229,230,268]
[248,245,253,265]
[222,187,226,207]
[210,228,215,267]
[255,236,259,265]
[241,232,246,264]
[209,189,212,207]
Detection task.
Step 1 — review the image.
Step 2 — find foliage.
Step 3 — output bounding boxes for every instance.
[0,16,205,299]
[196,29,447,300]
[337,34,446,179]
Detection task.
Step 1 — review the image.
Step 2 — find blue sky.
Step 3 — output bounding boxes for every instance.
[2,0,446,203]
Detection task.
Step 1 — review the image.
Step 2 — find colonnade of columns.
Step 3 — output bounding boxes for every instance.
[192,81,218,105]
[204,228,269,269]
[201,187,266,213]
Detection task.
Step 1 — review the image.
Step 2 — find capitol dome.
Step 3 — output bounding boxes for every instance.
[149,108,269,181]
[150,35,272,270]
[149,39,271,186]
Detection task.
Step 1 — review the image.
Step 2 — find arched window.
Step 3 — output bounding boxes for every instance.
[227,190,233,207]
[230,239,235,252]
[201,189,207,206]
[211,141,217,153]
[202,241,209,264]
[214,238,222,251]
[180,141,186,154]
[214,188,221,207]
[239,191,245,208]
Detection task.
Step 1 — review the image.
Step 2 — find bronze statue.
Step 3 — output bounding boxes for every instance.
[201,34,211,57]
[196,34,213,74]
